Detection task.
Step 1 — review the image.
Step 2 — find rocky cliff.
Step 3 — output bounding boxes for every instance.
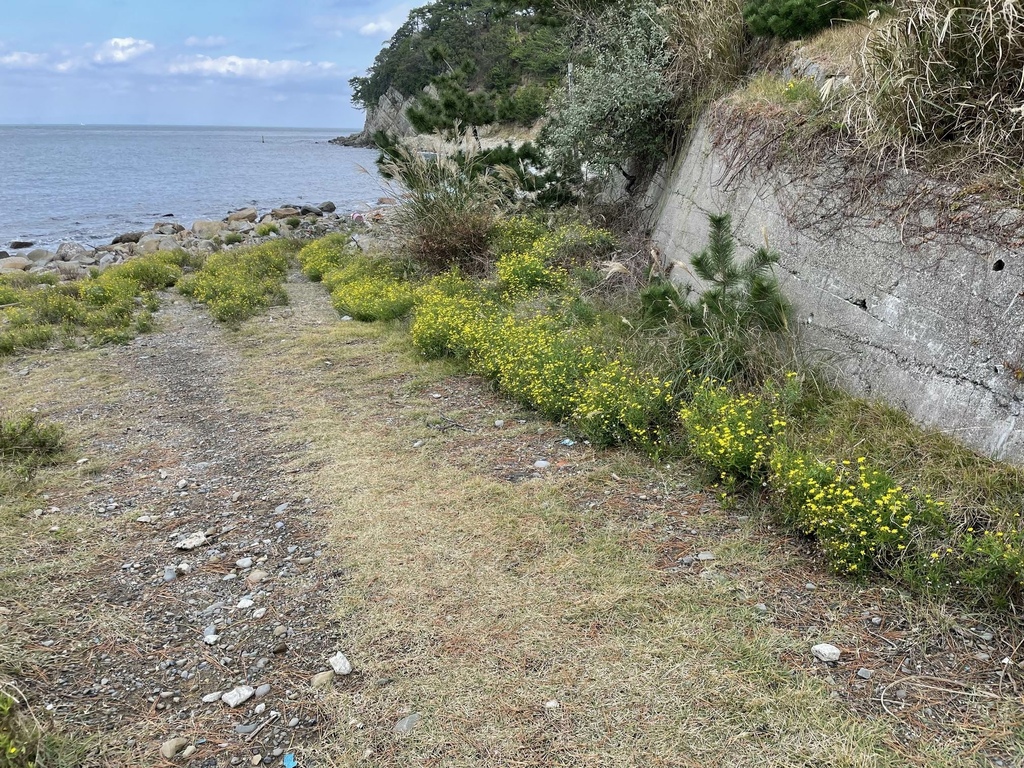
[330,87,419,148]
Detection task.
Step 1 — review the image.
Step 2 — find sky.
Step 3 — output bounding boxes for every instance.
[0,0,417,129]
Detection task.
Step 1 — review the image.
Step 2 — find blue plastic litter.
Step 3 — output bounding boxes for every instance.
[283,753,297,768]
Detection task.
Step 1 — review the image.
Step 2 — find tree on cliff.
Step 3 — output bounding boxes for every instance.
[348,0,572,129]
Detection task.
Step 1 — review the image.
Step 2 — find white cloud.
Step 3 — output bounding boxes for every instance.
[359,20,395,36]
[93,37,154,64]
[0,51,47,68]
[184,35,228,48]
[169,55,339,80]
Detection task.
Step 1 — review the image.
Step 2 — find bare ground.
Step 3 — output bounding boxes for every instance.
[1,277,1022,767]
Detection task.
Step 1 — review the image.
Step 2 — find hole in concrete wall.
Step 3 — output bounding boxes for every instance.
[993,259,1005,271]
[853,298,867,310]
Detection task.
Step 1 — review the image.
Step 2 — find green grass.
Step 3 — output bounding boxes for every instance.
[0,251,186,356]
[296,220,1024,615]
[178,238,300,325]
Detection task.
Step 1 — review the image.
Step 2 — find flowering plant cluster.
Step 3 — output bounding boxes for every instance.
[181,241,292,325]
[296,233,355,282]
[769,448,942,574]
[678,379,784,480]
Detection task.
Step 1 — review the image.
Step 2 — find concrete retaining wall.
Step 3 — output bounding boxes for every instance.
[648,116,1024,462]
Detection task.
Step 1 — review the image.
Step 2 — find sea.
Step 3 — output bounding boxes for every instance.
[0,125,383,251]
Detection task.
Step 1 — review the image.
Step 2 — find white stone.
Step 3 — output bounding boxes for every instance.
[811,643,841,663]
[221,685,255,707]
[175,531,208,550]
[202,691,223,703]
[329,651,352,676]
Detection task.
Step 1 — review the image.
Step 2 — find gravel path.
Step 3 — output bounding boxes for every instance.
[6,284,347,766]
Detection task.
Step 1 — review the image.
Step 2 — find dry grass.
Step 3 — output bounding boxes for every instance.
[223,282,1002,767]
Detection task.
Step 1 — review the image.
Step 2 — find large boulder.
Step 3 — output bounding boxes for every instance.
[112,231,144,245]
[152,222,184,236]
[138,234,178,254]
[56,241,95,262]
[300,204,323,216]
[9,240,34,249]
[26,248,54,263]
[227,207,257,223]
[318,201,336,213]
[192,219,225,240]
[0,256,31,271]
[271,207,301,219]
[227,220,254,234]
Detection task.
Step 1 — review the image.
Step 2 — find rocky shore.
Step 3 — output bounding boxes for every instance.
[0,201,356,277]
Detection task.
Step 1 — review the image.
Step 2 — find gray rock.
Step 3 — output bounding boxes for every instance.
[227,220,254,234]
[680,556,695,566]
[311,670,335,689]
[247,569,268,584]
[329,651,352,675]
[26,249,54,263]
[9,240,34,249]
[160,737,188,759]
[221,685,255,707]
[138,234,177,254]
[175,531,208,550]
[394,713,421,734]
[0,256,31,271]
[202,691,223,703]
[227,206,257,223]
[254,683,271,698]
[534,460,550,469]
[181,745,197,759]
[163,566,177,582]
[56,241,94,262]
[811,643,842,663]
[697,551,715,561]
[111,231,144,244]
[300,204,322,216]
[236,557,253,569]
[153,222,184,235]
[275,502,289,513]
[192,219,224,240]
[271,207,301,219]
[99,253,120,268]
[319,201,337,213]
[856,667,874,680]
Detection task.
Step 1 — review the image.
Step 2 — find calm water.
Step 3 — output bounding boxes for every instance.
[0,125,381,250]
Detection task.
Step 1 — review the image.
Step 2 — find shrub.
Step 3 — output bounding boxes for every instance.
[954,523,1024,608]
[379,137,519,273]
[256,222,279,237]
[490,217,546,258]
[743,0,851,40]
[770,448,943,575]
[496,251,566,297]
[185,240,294,324]
[331,276,416,322]
[572,360,675,449]
[0,412,64,463]
[676,213,791,384]
[224,232,244,245]
[297,234,356,282]
[475,316,600,419]
[542,1,674,182]
[679,379,785,482]
[410,276,495,359]
[857,0,1024,179]
[285,216,302,228]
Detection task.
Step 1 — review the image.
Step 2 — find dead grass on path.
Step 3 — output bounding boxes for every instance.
[224,283,1007,767]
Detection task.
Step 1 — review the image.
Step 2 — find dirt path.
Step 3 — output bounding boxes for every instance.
[3,278,1023,767]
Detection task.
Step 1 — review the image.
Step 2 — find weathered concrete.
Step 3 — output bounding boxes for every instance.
[649,117,1024,463]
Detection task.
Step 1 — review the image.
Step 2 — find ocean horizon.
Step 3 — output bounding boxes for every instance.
[0,124,381,251]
